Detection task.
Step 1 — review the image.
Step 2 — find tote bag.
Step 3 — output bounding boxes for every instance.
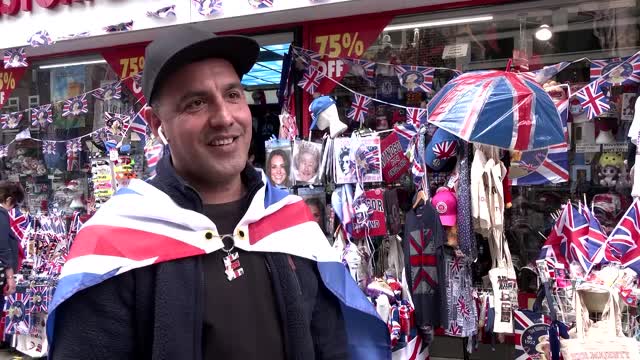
[560,289,640,360]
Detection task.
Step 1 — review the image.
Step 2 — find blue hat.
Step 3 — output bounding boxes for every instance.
[309,96,336,130]
[425,128,459,171]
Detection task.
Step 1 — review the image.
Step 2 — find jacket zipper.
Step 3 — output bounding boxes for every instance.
[288,256,303,296]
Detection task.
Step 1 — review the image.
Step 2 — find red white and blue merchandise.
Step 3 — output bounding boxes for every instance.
[441,253,477,338]
[144,142,164,180]
[348,94,372,124]
[406,108,426,128]
[5,290,31,335]
[590,56,640,86]
[27,30,55,47]
[62,95,89,117]
[425,128,459,172]
[298,67,324,94]
[509,99,569,186]
[193,0,223,16]
[29,285,51,313]
[574,80,610,119]
[104,112,131,136]
[93,82,122,101]
[605,198,640,274]
[47,177,391,358]
[427,71,564,151]
[248,0,273,8]
[394,122,418,153]
[513,309,551,360]
[395,65,434,93]
[348,58,376,81]
[129,112,148,142]
[519,62,572,84]
[31,105,53,128]
[3,48,28,68]
[1,112,22,129]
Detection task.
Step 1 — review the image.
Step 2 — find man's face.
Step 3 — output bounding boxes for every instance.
[146,59,251,187]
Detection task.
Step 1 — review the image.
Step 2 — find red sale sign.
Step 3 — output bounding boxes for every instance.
[307,16,392,94]
[0,65,26,110]
[102,46,146,104]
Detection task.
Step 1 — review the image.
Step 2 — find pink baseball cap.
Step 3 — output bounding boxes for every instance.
[431,187,457,226]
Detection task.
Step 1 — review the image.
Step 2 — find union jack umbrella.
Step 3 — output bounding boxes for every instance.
[405,107,426,128]
[31,104,53,128]
[395,65,435,93]
[93,82,122,101]
[509,99,569,186]
[249,0,273,8]
[193,0,223,16]
[427,71,564,151]
[62,95,89,117]
[4,290,31,335]
[298,67,324,94]
[0,145,8,158]
[3,48,28,68]
[1,112,22,129]
[42,141,56,155]
[27,30,55,47]
[603,199,640,274]
[347,94,371,124]
[574,80,610,120]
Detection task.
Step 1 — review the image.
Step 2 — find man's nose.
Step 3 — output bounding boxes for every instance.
[207,94,234,128]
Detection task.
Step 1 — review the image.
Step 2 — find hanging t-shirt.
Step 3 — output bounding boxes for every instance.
[438,247,478,338]
[376,76,401,105]
[403,203,445,328]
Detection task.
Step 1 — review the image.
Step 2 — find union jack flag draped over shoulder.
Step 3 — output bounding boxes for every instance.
[47,173,391,358]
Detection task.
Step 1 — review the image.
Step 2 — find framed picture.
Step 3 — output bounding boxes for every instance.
[621,93,637,121]
[298,187,327,234]
[265,140,292,188]
[571,165,591,184]
[292,140,323,185]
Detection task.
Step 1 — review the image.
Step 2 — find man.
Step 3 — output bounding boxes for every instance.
[48,27,389,359]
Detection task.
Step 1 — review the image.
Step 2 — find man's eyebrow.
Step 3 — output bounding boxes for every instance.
[176,90,209,105]
[222,82,244,92]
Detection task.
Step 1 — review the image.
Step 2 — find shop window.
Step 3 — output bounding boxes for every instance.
[0,55,142,216]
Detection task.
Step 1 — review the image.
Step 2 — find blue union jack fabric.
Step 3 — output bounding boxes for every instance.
[48,175,391,358]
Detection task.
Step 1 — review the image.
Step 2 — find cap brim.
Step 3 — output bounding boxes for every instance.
[440,215,457,226]
[149,36,259,102]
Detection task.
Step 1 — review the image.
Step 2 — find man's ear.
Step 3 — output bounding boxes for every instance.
[144,106,161,138]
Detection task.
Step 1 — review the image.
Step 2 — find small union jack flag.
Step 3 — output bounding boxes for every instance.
[129,112,148,142]
[606,199,640,274]
[575,81,610,120]
[1,112,22,129]
[405,107,426,128]
[347,94,371,124]
[31,104,53,127]
[297,67,324,94]
[353,144,380,181]
[249,0,273,8]
[393,122,418,153]
[193,0,223,16]
[539,204,570,269]
[93,82,122,101]
[411,158,426,191]
[395,65,435,93]
[29,285,50,313]
[8,207,29,241]
[0,145,8,158]
[3,48,28,68]
[27,30,54,47]
[62,95,89,117]
[4,291,31,335]
[42,141,56,155]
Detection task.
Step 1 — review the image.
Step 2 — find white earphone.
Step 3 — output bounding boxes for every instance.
[158,126,169,145]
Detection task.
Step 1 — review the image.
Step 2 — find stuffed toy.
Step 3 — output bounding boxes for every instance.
[598,152,624,187]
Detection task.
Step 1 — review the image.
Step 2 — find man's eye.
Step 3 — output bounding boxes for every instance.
[227,91,242,100]
[186,99,205,110]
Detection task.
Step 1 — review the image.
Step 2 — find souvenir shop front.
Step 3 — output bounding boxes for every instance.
[272,0,640,358]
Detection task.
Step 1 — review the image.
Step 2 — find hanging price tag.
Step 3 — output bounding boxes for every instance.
[101,46,146,104]
[0,64,27,110]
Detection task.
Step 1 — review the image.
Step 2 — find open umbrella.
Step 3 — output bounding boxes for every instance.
[427,70,564,151]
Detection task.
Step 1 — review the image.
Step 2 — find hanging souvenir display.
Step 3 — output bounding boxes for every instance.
[31,105,53,128]
[265,139,292,188]
[62,95,89,117]
[3,48,28,68]
[352,188,387,238]
[93,82,122,101]
[1,112,22,129]
[292,140,323,185]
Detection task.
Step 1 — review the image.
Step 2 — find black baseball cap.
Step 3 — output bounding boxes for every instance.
[143,26,260,104]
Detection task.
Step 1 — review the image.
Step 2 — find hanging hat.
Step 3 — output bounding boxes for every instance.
[309,96,347,138]
[425,128,459,171]
[431,187,458,226]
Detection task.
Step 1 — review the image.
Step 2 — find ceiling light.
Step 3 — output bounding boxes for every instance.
[535,24,553,41]
[39,59,107,70]
[384,15,494,31]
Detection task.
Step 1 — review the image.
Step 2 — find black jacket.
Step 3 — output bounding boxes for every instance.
[51,153,348,360]
[0,207,19,271]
